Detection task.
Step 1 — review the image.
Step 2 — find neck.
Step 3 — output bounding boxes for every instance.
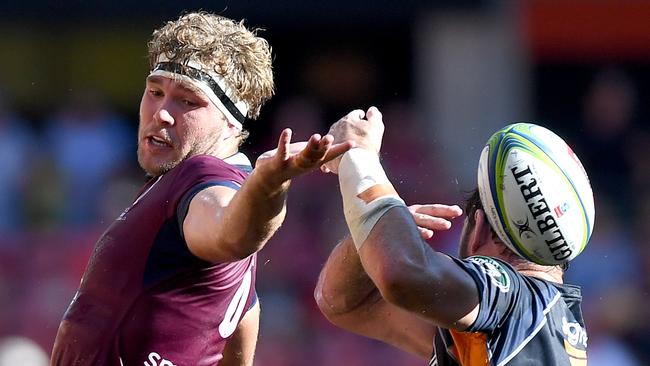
[477,239,565,284]
[215,143,239,159]
[514,262,564,283]
[203,135,240,160]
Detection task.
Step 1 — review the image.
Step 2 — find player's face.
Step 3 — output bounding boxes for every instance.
[138,75,229,176]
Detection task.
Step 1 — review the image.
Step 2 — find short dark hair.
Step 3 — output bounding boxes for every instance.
[464,188,482,227]
[464,187,568,271]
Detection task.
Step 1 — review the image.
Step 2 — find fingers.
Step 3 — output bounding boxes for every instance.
[291,133,330,169]
[321,140,354,164]
[321,157,339,174]
[317,134,334,150]
[418,227,434,240]
[408,204,463,234]
[299,134,328,164]
[300,133,354,165]
[346,109,365,120]
[412,213,455,231]
[409,204,463,219]
[276,128,293,161]
[264,129,352,174]
[257,129,295,161]
[366,106,382,123]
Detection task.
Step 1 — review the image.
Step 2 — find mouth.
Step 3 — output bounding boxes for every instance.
[145,134,173,148]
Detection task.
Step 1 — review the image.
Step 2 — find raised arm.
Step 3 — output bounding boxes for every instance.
[184,129,353,263]
[315,204,462,358]
[325,107,480,330]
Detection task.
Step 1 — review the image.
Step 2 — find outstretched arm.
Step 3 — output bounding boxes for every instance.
[316,204,461,358]
[325,107,480,330]
[184,129,353,263]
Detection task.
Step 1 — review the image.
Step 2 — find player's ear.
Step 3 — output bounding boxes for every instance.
[222,121,241,140]
[469,209,492,253]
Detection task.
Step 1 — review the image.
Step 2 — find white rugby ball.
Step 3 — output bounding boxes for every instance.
[477,123,595,265]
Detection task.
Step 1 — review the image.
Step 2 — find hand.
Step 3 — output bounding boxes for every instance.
[255,128,354,188]
[321,106,385,174]
[408,204,463,240]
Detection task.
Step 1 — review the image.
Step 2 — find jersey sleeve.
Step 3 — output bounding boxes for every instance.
[167,155,248,221]
[176,180,241,236]
[453,256,559,333]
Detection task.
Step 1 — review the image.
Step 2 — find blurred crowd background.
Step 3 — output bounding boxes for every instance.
[0,1,649,365]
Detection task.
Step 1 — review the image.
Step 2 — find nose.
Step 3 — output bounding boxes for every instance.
[154,106,175,126]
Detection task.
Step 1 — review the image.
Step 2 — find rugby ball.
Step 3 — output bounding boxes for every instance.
[477,123,595,265]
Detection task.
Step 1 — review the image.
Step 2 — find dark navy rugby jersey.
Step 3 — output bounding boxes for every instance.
[52,153,257,366]
[431,256,587,366]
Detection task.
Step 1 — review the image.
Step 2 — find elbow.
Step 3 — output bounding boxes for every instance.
[314,284,377,332]
[314,281,344,320]
[220,240,265,262]
[215,219,281,261]
[190,237,266,263]
[225,237,265,260]
[371,259,430,310]
[314,286,347,328]
[313,279,364,325]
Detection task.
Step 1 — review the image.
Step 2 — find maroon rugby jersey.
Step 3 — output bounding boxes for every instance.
[52,154,257,366]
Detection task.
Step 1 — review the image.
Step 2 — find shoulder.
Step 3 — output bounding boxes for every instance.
[459,256,562,330]
[167,153,252,193]
[157,154,252,217]
[452,256,519,295]
[173,154,250,183]
[462,256,559,296]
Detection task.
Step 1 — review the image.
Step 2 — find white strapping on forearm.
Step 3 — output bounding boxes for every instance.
[338,148,405,249]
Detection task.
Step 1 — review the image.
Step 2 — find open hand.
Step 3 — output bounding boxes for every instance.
[408,204,463,240]
[256,128,354,186]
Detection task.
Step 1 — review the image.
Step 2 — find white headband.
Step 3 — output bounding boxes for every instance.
[149,55,248,130]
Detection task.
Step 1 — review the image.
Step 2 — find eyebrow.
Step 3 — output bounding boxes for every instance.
[146,75,203,95]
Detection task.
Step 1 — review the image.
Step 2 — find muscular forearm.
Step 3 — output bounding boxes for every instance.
[357,207,433,305]
[357,207,479,329]
[217,169,289,259]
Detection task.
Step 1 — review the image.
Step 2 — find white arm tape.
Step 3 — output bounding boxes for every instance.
[338,148,405,249]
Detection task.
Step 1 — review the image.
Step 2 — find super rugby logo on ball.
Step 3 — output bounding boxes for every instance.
[477,123,595,265]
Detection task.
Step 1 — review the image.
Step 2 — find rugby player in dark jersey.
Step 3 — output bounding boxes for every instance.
[315,107,589,365]
[51,12,352,366]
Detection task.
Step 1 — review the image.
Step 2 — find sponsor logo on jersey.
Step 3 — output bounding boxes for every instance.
[564,340,587,366]
[562,316,587,348]
[469,256,511,293]
[562,317,588,366]
[144,351,176,366]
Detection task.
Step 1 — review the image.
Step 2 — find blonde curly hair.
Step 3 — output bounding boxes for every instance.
[148,11,275,120]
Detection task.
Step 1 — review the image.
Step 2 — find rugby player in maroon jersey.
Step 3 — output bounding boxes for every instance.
[51,12,351,366]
